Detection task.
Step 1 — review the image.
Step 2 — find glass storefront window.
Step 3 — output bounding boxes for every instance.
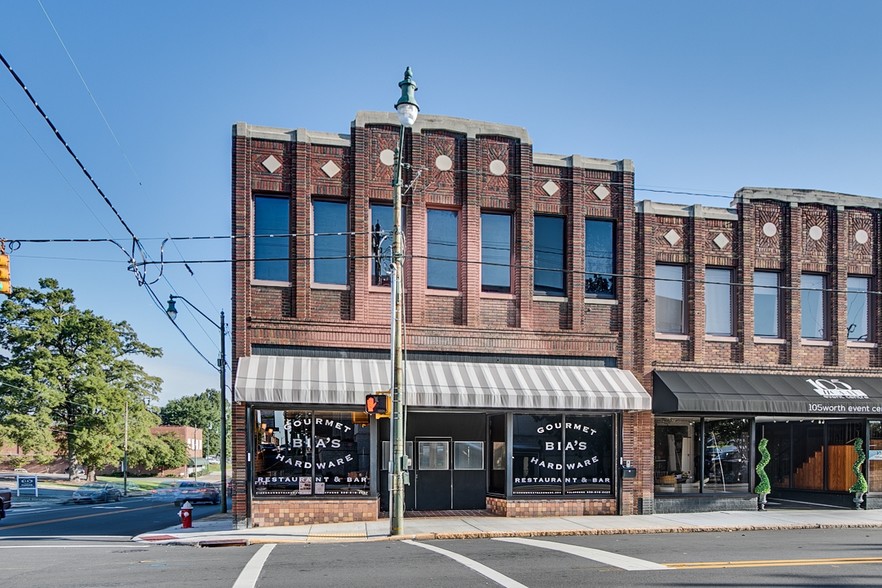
[512,414,614,495]
[253,409,370,497]
[655,417,750,494]
[654,418,701,493]
[703,418,750,494]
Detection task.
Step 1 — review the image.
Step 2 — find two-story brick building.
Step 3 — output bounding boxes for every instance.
[636,189,882,513]
[230,113,653,527]
[230,111,882,528]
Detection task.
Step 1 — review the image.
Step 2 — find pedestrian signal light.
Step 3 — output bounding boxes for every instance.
[0,254,10,296]
[365,392,391,418]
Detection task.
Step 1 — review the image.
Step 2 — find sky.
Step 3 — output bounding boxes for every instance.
[2,1,882,406]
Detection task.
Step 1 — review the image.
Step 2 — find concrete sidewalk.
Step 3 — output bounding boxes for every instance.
[133,508,882,547]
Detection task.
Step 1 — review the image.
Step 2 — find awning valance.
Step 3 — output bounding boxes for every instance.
[234,355,650,411]
[653,371,882,416]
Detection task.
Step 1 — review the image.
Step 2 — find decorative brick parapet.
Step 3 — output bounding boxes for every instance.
[251,498,379,527]
[486,496,616,517]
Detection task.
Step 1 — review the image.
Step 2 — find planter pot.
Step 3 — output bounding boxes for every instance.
[853,492,865,509]
[757,493,768,511]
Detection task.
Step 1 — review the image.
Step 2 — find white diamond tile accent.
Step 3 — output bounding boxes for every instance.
[542,180,559,196]
[664,229,681,246]
[379,149,395,166]
[808,225,823,241]
[321,160,341,178]
[261,155,281,174]
[435,154,453,171]
[713,233,730,250]
[594,184,610,201]
[489,159,506,176]
[855,229,870,245]
[762,222,777,237]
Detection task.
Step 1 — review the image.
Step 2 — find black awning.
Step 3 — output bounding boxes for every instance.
[653,371,882,417]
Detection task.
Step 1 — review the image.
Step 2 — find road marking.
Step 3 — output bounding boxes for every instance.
[493,537,669,571]
[667,557,882,569]
[93,506,127,510]
[0,503,166,531]
[0,545,115,549]
[404,540,529,588]
[233,544,275,588]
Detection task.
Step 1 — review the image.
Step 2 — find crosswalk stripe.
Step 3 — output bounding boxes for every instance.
[493,537,669,571]
[404,540,529,588]
[233,544,275,588]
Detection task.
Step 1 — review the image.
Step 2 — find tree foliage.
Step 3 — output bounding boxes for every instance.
[850,437,868,495]
[160,388,228,458]
[129,432,188,472]
[754,438,771,495]
[0,278,163,478]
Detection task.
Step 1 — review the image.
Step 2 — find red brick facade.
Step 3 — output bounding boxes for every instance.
[231,114,651,526]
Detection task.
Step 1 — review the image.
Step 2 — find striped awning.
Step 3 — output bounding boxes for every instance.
[234,355,650,411]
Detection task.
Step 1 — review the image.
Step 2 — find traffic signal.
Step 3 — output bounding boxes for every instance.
[0,254,10,296]
[365,392,391,418]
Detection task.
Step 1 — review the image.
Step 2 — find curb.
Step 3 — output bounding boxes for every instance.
[135,520,882,547]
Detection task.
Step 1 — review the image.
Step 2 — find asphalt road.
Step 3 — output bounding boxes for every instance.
[1,528,881,587]
[0,494,222,538]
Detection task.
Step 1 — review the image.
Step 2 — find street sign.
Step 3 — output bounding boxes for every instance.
[16,475,38,497]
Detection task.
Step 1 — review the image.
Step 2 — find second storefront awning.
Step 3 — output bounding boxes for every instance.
[653,370,882,416]
[235,355,650,411]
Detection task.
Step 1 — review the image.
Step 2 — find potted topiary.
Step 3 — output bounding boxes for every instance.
[850,438,868,509]
[755,438,771,511]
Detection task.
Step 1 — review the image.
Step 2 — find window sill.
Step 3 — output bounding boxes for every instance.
[533,295,568,302]
[368,285,392,293]
[847,341,878,349]
[705,335,738,343]
[481,292,515,300]
[427,289,460,297]
[584,297,618,306]
[754,337,786,345]
[656,333,689,341]
[801,339,833,347]
[311,283,349,291]
[252,279,291,287]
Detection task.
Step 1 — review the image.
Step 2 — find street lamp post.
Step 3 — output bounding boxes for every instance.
[166,295,228,514]
[390,67,418,536]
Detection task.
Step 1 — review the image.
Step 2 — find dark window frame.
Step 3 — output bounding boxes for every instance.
[656,263,686,334]
[800,273,828,340]
[705,267,733,336]
[584,218,615,299]
[481,211,513,294]
[253,194,290,282]
[427,208,460,291]
[534,214,567,297]
[753,270,781,338]
[312,198,350,286]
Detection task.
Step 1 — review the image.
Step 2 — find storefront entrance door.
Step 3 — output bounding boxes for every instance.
[415,437,452,510]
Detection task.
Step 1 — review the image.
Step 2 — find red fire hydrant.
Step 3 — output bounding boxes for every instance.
[178,501,193,529]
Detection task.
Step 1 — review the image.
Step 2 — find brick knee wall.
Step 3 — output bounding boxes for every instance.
[251,498,378,527]
[486,496,616,517]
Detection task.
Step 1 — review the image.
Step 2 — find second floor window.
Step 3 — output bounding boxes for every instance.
[427,209,458,290]
[705,268,733,336]
[847,276,871,341]
[585,219,614,298]
[801,273,827,339]
[534,215,565,297]
[656,264,685,334]
[313,200,348,285]
[481,212,512,293]
[370,203,399,287]
[254,195,289,282]
[754,271,780,338]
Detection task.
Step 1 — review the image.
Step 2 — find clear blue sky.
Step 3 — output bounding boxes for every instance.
[2,1,881,405]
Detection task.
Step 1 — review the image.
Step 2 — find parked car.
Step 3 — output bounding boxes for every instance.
[0,488,11,521]
[71,482,122,504]
[173,481,220,506]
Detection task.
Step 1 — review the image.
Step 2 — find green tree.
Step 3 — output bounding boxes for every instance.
[160,389,228,458]
[0,278,162,479]
[129,432,188,472]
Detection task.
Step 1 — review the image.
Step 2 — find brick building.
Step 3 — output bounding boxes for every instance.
[230,113,653,527]
[636,189,882,512]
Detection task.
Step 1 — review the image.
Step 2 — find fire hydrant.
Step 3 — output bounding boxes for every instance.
[178,501,193,529]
